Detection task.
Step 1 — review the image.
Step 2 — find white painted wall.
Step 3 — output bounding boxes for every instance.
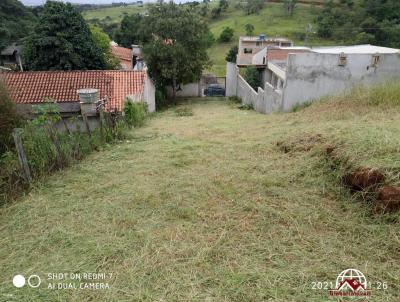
[144,75,156,112]
[226,62,238,97]
[166,83,201,98]
[232,64,283,114]
[283,53,400,111]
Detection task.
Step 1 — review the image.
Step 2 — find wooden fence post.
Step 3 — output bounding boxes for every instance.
[99,107,105,141]
[82,114,92,138]
[12,128,32,184]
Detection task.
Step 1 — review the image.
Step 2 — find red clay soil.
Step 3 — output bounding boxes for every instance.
[373,186,400,214]
[342,168,385,191]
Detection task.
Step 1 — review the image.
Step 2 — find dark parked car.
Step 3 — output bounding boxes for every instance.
[204,84,225,97]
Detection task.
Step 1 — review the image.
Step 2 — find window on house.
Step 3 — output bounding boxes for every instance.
[372,55,380,67]
[338,53,347,66]
[256,42,260,46]
[244,48,253,54]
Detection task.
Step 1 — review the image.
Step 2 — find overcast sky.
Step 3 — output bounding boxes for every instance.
[20,0,187,5]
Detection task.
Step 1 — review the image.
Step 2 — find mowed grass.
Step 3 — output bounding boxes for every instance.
[207,3,336,76]
[1,93,400,301]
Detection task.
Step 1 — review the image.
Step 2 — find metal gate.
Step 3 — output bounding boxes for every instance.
[201,74,226,97]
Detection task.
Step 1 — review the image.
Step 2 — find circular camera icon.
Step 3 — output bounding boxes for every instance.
[28,275,41,288]
[13,275,25,288]
[13,274,41,288]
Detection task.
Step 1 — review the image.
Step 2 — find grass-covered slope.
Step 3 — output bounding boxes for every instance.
[82,4,146,22]
[1,84,400,301]
[82,2,333,76]
[208,3,335,75]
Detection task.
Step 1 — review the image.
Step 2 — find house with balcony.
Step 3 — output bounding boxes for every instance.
[237,35,293,66]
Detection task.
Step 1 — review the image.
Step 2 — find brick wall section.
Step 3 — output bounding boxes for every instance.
[267,49,311,61]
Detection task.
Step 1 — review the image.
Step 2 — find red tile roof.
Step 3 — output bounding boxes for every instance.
[267,48,311,61]
[112,46,133,62]
[2,70,146,111]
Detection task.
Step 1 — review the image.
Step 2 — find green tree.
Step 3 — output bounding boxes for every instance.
[219,0,229,11]
[283,0,297,16]
[316,0,400,47]
[225,45,238,63]
[90,25,119,69]
[244,66,261,91]
[141,3,210,103]
[211,7,222,19]
[114,13,148,48]
[23,1,106,71]
[0,0,36,52]
[219,27,234,42]
[245,0,264,15]
[244,23,254,36]
[206,31,215,47]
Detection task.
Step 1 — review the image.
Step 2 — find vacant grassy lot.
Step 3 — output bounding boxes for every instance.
[1,95,400,301]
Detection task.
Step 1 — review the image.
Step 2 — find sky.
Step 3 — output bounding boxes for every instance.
[20,0,185,5]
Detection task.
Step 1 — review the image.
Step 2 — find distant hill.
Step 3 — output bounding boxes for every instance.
[82,2,334,76]
[0,0,36,50]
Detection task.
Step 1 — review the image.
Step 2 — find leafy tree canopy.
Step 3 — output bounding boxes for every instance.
[114,13,149,48]
[219,27,234,42]
[225,45,238,63]
[141,3,210,102]
[23,1,107,71]
[317,0,400,48]
[90,25,119,70]
[0,0,36,52]
[244,23,254,36]
[245,0,264,15]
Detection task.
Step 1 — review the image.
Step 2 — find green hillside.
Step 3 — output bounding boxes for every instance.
[82,4,147,22]
[82,2,332,76]
[207,3,333,75]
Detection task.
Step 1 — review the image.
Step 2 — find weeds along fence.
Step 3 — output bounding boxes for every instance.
[0,100,148,205]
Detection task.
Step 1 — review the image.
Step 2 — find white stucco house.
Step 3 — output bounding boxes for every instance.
[227,44,400,113]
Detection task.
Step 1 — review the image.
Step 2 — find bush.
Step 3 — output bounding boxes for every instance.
[229,96,242,104]
[238,104,253,110]
[244,66,262,91]
[124,100,148,128]
[219,27,234,42]
[0,103,131,204]
[155,86,168,109]
[206,30,215,47]
[0,81,21,155]
[225,45,238,63]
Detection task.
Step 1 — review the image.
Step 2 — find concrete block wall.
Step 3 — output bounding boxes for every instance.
[283,52,400,111]
[166,83,202,98]
[227,62,284,114]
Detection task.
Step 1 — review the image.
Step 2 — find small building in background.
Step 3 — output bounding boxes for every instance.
[111,45,134,70]
[0,43,24,71]
[237,35,293,66]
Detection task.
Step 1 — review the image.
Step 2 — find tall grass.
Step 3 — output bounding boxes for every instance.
[332,82,400,107]
[0,103,148,205]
